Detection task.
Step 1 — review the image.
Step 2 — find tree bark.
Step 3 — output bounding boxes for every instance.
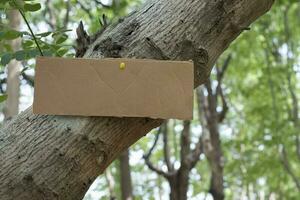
[0,0,274,199]
[3,10,21,119]
[119,149,134,200]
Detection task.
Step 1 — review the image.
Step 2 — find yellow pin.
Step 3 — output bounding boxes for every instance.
[119,62,126,70]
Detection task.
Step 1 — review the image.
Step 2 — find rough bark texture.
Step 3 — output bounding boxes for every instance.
[0,0,273,199]
[3,10,21,119]
[119,149,134,200]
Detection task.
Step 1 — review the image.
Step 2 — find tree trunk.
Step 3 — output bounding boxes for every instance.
[168,174,189,200]
[0,0,274,199]
[119,149,133,200]
[104,168,117,200]
[168,170,190,200]
[3,10,21,119]
[207,106,224,200]
[204,82,225,200]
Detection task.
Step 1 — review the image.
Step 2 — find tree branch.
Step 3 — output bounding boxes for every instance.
[216,54,232,83]
[94,0,112,8]
[180,121,191,168]
[44,0,56,29]
[104,168,117,200]
[215,54,231,122]
[162,123,174,172]
[21,71,34,87]
[143,126,161,159]
[143,125,175,179]
[217,86,228,123]
[296,136,300,161]
[76,0,93,19]
[280,146,300,191]
[63,0,71,28]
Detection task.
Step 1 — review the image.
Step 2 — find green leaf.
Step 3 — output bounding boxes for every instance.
[3,44,12,52]
[36,31,52,37]
[0,94,7,103]
[1,53,13,65]
[65,53,75,57]
[22,40,34,48]
[56,48,68,56]
[8,0,24,9]
[42,50,53,57]
[53,29,72,34]
[23,3,41,12]
[0,0,10,4]
[54,34,68,44]
[27,49,40,58]
[15,50,26,61]
[20,31,31,36]
[0,30,22,40]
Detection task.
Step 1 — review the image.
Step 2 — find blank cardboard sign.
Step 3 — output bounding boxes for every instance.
[33,57,194,120]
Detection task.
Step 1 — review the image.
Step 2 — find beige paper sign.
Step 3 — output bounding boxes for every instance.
[33,57,194,120]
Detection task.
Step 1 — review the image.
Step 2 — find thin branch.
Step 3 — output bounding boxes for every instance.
[188,136,203,169]
[283,5,299,130]
[44,0,56,29]
[216,54,232,82]
[162,123,174,172]
[63,0,71,28]
[190,93,205,168]
[94,0,112,8]
[0,77,6,94]
[180,121,191,168]
[104,168,117,200]
[296,136,300,161]
[280,146,300,191]
[187,87,208,169]
[144,158,175,179]
[287,74,299,125]
[205,79,219,122]
[143,126,175,179]
[13,1,43,56]
[197,86,210,121]
[172,121,179,161]
[264,49,279,120]
[99,14,109,28]
[216,85,228,123]
[216,54,231,122]
[205,79,215,107]
[76,0,93,19]
[143,127,161,159]
[21,72,34,87]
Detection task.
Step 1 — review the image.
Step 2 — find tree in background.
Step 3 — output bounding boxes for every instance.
[3,9,21,119]
[142,56,230,200]
[119,149,134,200]
[220,1,300,199]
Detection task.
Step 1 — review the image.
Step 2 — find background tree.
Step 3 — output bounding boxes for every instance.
[3,9,21,119]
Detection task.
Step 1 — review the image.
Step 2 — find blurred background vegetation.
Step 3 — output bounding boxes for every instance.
[0,0,299,199]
